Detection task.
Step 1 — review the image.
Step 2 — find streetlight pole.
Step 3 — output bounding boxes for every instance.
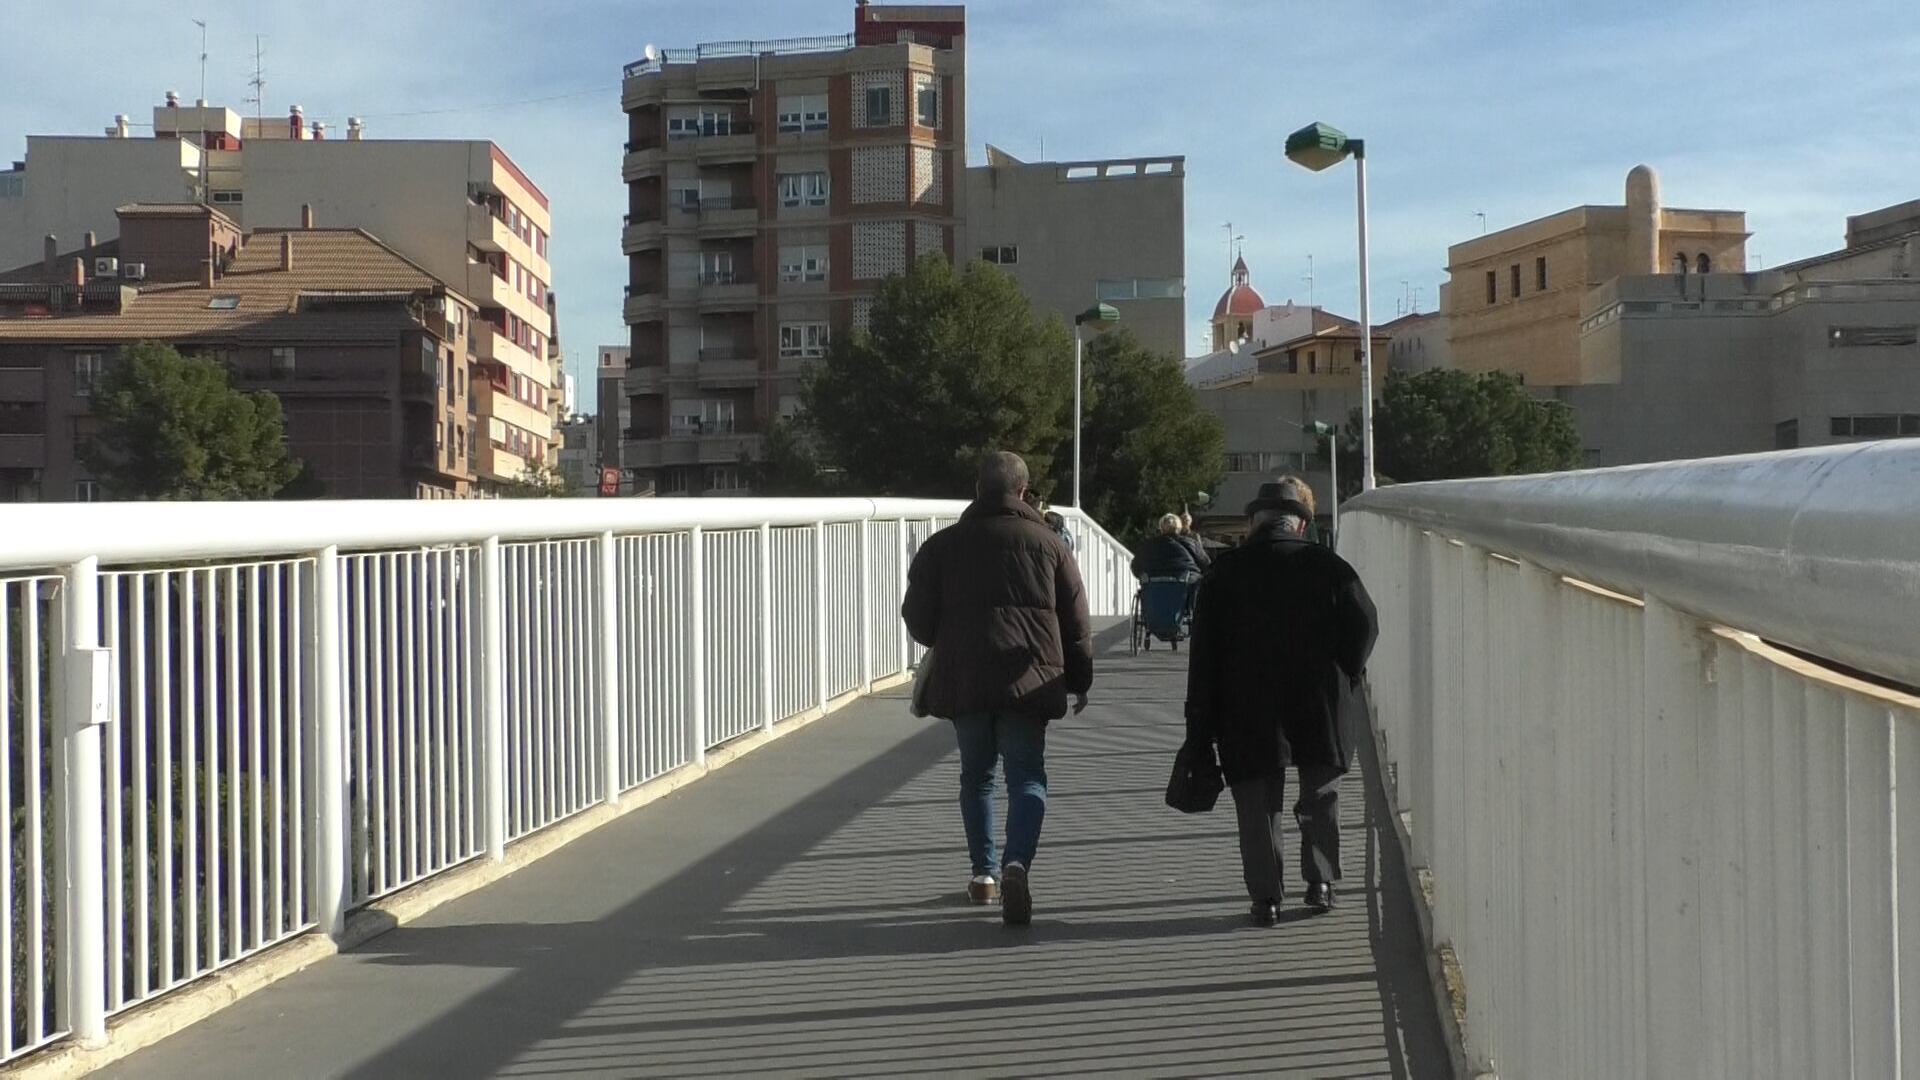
[1071,303,1119,508]
[1352,145,1376,492]
[1286,121,1377,491]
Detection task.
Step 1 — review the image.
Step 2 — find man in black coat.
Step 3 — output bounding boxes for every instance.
[1183,477,1379,924]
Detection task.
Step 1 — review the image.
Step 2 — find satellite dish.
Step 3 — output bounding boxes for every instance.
[643,43,660,62]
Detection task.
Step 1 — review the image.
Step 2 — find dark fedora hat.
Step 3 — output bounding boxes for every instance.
[1244,480,1315,520]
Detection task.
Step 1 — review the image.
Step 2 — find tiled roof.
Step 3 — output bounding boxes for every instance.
[0,228,459,342]
[1213,283,1266,318]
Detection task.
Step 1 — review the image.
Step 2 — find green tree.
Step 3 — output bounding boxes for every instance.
[747,416,844,496]
[495,461,571,498]
[1323,368,1582,493]
[790,256,1073,497]
[83,341,300,500]
[1058,329,1224,546]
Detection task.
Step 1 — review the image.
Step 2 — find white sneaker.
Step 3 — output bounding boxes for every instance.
[966,875,1000,904]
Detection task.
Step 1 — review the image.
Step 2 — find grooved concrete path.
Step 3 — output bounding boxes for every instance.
[106,629,1448,1079]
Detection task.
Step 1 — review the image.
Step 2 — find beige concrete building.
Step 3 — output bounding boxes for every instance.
[1445,165,1748,387]
[962,147,1185,359]
[0,95,557,489]
[596,344,630,486]
[619,5,967,497]
[1565,200,1920,465]
[1382,309,1451,373]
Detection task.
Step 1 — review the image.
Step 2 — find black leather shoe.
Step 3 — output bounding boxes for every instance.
[1305,883,1336,912]
[1250,899,1279,926]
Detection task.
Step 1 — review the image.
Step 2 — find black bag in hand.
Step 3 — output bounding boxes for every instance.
[1165,738,1225,814]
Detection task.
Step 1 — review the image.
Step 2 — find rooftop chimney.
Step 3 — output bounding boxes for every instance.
[195,98,208,107]
[114,114,130,138]
[83,230,96,251]
[43,235,57,276]
[347,116,363,141]
[200,258,214,289]
[289,104,305,141]
[69,257,87,288]
[301,203,315,229]
[312,121,326,141]
[165,90,179,108]
[280,233,294,272]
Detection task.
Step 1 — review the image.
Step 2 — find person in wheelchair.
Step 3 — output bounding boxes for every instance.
[1130,513,1208,582]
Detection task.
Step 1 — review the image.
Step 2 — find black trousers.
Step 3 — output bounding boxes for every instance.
[1229,764,1343,901]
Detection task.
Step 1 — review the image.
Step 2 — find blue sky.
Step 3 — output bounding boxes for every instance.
[6,1,1920,410]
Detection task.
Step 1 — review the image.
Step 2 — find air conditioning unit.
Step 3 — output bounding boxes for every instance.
[121,263,147,280]
[93,257,119,277]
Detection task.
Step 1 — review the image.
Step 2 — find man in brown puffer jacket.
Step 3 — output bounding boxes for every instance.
[902,451,1093,926]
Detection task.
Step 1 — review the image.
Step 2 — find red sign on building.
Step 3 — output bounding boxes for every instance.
[598,466,621,497]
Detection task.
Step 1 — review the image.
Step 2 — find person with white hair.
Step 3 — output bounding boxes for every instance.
[1182,476,1379,923]
[1129,512,1205,581]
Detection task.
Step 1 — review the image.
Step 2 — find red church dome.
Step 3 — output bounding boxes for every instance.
[1212,256,1265,318]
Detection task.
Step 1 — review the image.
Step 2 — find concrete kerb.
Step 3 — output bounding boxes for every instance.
[9,673,912,1080]
[1367,707,1494,1080]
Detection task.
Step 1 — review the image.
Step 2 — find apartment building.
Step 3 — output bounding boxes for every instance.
[0,203,476,500]
[1445,165,1748,387]
[0,94,557,489]
[596,344,630,485]
[619,4,966,497]
[962,147,1186,359]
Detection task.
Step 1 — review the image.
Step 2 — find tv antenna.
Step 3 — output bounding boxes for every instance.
[245,36,267,121]
[1474,211,1487,235]
[193,19,208,104]
[1303,254,1315,308]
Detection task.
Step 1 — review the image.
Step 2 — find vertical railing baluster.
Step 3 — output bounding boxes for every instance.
[56,557,108,1045]
[599,532,620,807]
[478,537,507,862]
[306,547,347,940]
[687,528,707,766]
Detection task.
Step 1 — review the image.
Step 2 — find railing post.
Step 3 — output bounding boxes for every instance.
[56,557,108,1046]
[858,520,873,693]
[1640,595,1707,1074]
[688,527,707,766]
[598,532,620,806]
[813,521,828,709]
[305,547,347,940]
[897,518,910,673]
[478,537,507,860]
[758,523,774,734]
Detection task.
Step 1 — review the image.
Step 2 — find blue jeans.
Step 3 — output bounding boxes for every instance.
[952,713,1049,877]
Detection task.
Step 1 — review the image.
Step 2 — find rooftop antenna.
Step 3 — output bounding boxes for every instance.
[193,19,208,104]
[245,35,266,122]
[1303,255,1315,308]
[1474,211,1487,235]
[1399,279,1411,316]
[1221,222,1235,277]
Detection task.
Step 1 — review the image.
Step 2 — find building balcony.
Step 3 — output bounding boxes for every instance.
[467,203,516,254]
[620,431,760,469]
[621,145,665,182]
[622,362,695,395]
[695,359,760,389]
[0,433,45,469]
[696,271,757,311]
[400,368,440,404]
[691,129,758,165]
[696,198,758,237]
[621,214,664,253]
[622,287,665,324]
[466,265,546,328]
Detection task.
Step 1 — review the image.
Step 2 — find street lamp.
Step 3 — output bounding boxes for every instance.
[1072,302,1120,507]
[1286,121,1376,492]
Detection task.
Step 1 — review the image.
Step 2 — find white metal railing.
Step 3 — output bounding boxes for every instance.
[0,497,1131,1062]
[1339,442,1920,1078]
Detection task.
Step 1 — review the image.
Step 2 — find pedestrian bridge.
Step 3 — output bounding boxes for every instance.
[2,441,1916,1077]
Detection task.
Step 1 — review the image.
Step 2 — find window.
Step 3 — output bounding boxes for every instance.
[671,399,736,435]
[916,82,939,127]
[981,245,1018,265]
[778,171,829,208]
[778,245,828,283]
[865,85,892,126]
[700,250,734,284]
[667,115,701,140]
[534,228,547,258]
[1510,264,1521,298]
[671,184,701,212]
[1674,252,1690,275]
[73,480,99,503]
[698,109,734,137]
[1697,253,1712,274]
[1485,270,1497,305]
[209,190,243,204]
[1774,419,1799,450]
[776,94,828,133]
[779,322,830,359]
[1535,256,1547,291]
[1097,277,1181,300]
[1829,325,1919,347]
[660,470,690,495]
[708,466,746,492]
[72,352,103,396]
[271,346,296,379]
